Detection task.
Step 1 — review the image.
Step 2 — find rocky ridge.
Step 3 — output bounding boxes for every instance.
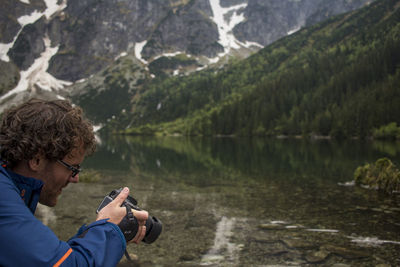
[0,0,373,116]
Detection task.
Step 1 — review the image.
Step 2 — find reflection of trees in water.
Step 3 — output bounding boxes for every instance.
[372,140,400,157]
[90,136,400,185]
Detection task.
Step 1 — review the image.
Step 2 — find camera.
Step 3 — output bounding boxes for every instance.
[96,188,162,244]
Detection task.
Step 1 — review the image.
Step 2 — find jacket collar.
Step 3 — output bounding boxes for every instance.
[0,164,43,214]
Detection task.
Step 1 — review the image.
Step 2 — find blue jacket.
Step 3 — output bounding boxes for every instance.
[0,165,126,266]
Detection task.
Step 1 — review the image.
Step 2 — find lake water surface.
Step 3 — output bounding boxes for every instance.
[40,136,400,266]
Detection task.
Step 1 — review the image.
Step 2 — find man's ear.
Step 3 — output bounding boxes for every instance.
[28,153,47,172]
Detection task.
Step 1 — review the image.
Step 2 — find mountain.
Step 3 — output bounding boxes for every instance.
[0,0,373,114]
[110,0,400,139]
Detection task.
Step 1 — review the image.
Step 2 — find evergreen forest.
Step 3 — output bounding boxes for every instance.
[107,0,400,139]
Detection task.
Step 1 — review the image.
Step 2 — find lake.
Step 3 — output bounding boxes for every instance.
[38,136,400,266]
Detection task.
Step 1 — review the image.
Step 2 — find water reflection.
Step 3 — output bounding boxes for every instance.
[85,136,400,187]
[45,136,400,266]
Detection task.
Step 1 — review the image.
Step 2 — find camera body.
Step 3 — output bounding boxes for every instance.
[96,188,162,244]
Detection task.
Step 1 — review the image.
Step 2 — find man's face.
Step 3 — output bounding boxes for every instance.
[38,146,86,207]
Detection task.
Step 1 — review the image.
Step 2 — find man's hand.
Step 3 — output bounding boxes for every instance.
[130,208,148,244]
[96,187,149,244]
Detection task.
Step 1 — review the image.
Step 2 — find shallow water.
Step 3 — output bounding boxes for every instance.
[40,137,400,266]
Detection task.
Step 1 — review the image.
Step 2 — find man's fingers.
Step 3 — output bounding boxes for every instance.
[132,226,146,244]
[112,187,129,207]
[106,189,149,244]
[132,210,149,221]
[129,210,148,244]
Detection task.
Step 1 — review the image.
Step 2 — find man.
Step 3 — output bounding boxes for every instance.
[0,98,148,266]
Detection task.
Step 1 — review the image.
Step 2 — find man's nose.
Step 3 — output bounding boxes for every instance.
[69,174,79,183]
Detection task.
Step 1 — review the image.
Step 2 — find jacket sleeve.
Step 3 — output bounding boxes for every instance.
[0,179,126,267]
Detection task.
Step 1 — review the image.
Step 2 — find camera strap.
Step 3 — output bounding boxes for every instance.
[125,204,135,223]
[124,250,133,262]
[118,204,138,242]
[121,205,136,262]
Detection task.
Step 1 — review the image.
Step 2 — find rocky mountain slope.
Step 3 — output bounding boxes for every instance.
[0,0,373,115]
[114,0,400,138]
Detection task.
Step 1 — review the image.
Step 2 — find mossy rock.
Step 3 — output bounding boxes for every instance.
[354,158,400,194]
[79,169,102,183]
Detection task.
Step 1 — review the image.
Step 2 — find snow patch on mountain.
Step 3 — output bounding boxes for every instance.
[1,36,72,101]
[43,0,67,20]
[115,51,127,60]
[287,26,302,35]
[17,11,43,25]
[0,43,14,62]
[155,51,186,61]
[209,0,246,54]
[0,0,71,101]
[0,0,67,62]
[208,0,263,63]
[135,41,148,64]
[0,11,42,62]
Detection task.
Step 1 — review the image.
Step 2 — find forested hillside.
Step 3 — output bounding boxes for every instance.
[109,0,400,139]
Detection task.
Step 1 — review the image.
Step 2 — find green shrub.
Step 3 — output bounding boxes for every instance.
[79,169,102,183]
[354,158,400,194]
[372,122,400,140]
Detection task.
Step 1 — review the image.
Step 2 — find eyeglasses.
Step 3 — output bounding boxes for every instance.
[57,160,82,178]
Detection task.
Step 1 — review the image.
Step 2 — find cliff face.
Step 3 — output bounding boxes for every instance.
[46,0,174,80]
[234,0,374,46]
[0,0,46,43]
[0,0,373,114]
[141,0,222,59]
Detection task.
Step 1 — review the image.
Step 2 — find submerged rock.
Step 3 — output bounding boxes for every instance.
[200,254,225,264]
[305,249,330,263]
[322,245,369,259]
[281,238,316,249]
[180,253,196,261]
[258,223,286,230]
[267,249,289,256]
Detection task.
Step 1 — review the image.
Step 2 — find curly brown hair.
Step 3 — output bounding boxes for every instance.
[0,98,96,168]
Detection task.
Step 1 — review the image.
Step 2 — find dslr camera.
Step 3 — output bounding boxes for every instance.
[96,188,162,243]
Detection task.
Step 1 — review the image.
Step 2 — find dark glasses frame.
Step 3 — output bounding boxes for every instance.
[57,160,81,178]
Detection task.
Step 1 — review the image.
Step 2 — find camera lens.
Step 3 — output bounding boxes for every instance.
[143,216,162,244]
